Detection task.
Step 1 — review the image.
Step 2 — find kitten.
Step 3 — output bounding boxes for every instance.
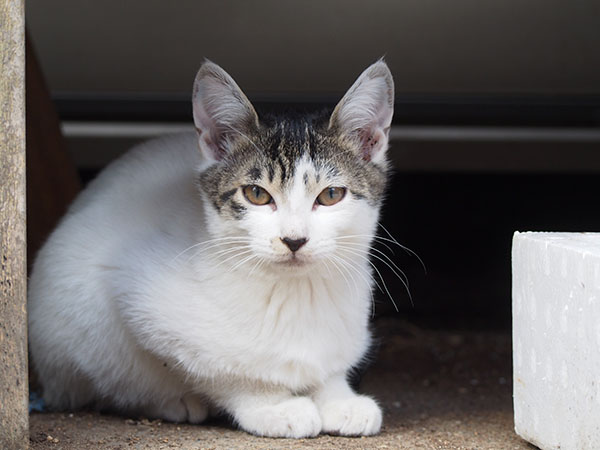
[28,60,394,438]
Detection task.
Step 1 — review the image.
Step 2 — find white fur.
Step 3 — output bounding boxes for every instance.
[29,61,392,438]
[29,135,383,437]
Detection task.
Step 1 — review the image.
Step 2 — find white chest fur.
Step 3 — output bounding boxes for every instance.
[121,259,373,392]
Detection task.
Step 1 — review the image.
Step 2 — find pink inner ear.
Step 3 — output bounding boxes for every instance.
[359,128,385,162]
[196,124,228,161]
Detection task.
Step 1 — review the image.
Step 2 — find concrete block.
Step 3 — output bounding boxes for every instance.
[512,232,600,450]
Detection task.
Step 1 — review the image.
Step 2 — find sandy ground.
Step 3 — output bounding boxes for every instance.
[29,318,532,449]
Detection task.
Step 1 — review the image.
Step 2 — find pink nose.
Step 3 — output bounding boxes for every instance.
[281,237,308,252]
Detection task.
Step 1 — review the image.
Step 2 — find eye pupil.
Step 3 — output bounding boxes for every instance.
[243,185,272,205]
[317,186,346,206]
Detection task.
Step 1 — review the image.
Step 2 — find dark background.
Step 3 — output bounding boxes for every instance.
[379,173,600,327]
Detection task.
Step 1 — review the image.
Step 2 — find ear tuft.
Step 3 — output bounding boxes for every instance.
[329,60,394,164]
[192,61,259,161]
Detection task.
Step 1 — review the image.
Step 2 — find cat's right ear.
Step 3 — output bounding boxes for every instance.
[192,61,259,161]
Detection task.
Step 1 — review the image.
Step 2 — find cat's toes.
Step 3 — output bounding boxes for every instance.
[145,397,188,423]
[182,394,209,424]
[235,397,322,438]
[145,395,208,424]
[320,395,382,436]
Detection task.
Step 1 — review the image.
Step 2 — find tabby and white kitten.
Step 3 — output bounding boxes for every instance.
[28,60,394,438]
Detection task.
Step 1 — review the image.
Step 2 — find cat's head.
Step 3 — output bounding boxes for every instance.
[192,60,394,275]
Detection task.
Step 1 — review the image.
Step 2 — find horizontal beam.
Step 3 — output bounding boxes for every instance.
[62,122,600,143]
[54,93,600,127]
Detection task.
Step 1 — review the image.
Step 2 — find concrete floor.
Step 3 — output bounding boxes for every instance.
[29,318,532,449]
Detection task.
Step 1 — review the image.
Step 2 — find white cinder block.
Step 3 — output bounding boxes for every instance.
[512,232,600,450]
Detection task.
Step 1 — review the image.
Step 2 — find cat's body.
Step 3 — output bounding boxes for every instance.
[28,61,394,438]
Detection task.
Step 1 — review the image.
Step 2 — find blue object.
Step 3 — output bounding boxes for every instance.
[29,391,45,413]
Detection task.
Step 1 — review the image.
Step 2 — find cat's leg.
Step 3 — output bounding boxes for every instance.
[215,386,322,438]
[312,373,382,436]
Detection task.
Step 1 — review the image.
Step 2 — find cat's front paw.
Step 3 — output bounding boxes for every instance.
[319,395,382,436]
[182,393,209,424]
[235,397,322,438]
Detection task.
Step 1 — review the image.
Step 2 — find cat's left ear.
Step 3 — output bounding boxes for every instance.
[329,60,394,165]
[192,61,260,162]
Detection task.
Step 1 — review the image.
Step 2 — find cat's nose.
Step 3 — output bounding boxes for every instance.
[281,237,308,253]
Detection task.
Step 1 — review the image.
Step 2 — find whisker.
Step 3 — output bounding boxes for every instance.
[369,259,400,312]
[335,242,409,287]
[320,258,334,279]
[336,246,405,311]
[334,234,396,255]
[377,223,427,274]
[212,248,255,271]
[248,256,266,277]
[327,255,359,300]
[205,244,251,258]
[369,239,396,255]
[331,254,366,296]
[187,244,251,263]
[366,252,412,307]
[170,242,209,264]
[190,239,253,255]
[171,236,252,263]
[336,231,426,275]
[229,254,259,273]
[330,253,377,315]
[332,248,385,295]
[377,222,400,245]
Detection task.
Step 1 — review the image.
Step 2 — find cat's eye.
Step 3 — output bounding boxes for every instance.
[316,187,346,206]
[242,185,273,206]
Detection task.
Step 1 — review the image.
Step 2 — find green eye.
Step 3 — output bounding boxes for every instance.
[242,185,273,206]
[316,187,346,206]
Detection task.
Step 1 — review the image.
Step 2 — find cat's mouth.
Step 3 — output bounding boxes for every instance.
[278,253,310,268]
